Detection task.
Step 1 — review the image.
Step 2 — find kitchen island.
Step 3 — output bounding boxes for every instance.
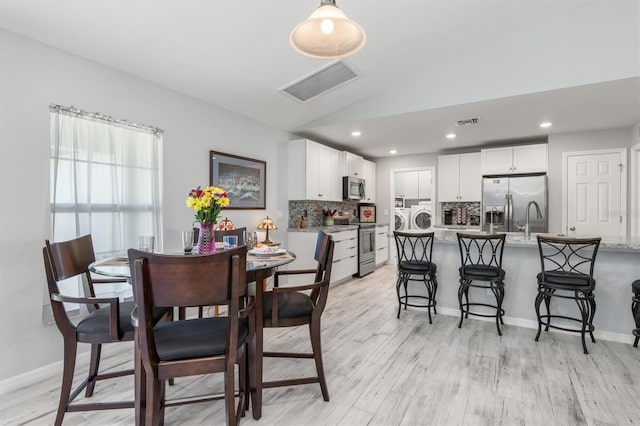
[397,229,640,342]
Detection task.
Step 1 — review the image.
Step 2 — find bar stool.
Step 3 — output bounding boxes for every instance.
[632,279,640,347]
[456,232,506,335]
[393,231,437,323]
[535,235,601,354]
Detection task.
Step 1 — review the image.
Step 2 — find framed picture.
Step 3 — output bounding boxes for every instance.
[210,151,266,209]
[358,203,376,223]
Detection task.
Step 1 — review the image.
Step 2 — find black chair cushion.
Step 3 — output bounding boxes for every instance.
[459,265,505,280]
[537,271,595,289]
[632,279,640,294]
[77,301,167,336]
[153,317,249,362]
[399,261,437,274]
[263,291,313,320]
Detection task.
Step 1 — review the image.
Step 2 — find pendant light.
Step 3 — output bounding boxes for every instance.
[290,0,366,59]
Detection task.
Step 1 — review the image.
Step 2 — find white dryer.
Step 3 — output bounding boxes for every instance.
[410,202,432,230]
[394,208,410,231]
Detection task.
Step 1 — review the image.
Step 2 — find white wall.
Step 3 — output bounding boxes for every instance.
[0,29,291,381]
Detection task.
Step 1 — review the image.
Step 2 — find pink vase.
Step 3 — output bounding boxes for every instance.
[197,222,216,254]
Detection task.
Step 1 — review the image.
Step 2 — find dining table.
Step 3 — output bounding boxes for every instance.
[90,247,296,424]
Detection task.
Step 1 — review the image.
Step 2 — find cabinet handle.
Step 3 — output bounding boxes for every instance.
[318,194,323,197]
[569,226,576,231]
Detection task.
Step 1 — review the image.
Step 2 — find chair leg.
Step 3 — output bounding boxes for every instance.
[395,274,404,319]
[85,343,101,397]
[55,339,77,426]
[588,294,597,343]
[310,319,329,401]
[534,290,545,342]
[238,349,248,416]
[145,373,164,426]
[576,293,590,354]
[423,276,432,324]
[634,335,639,348]
[457,278,469,329]
[224,366,236,426]
[492,282,504,336]
[432,276,438,314]
[543,291,553,331]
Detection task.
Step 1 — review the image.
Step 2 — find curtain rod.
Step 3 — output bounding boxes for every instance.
[49,104,164,135]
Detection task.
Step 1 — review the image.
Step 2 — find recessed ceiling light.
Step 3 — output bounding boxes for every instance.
[351,131,361,137]
[446,133,456,139]
[389,149,397,154]
[539,121,552,128]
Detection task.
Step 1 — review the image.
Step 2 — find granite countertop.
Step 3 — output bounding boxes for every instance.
[428,229,640,251]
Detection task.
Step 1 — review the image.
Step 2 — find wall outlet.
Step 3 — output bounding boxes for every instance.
[275,209,283,218]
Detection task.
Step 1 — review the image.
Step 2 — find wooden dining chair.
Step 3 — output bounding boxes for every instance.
[129,246,254,426]
[43,234,171,426]
[262,231,335,401]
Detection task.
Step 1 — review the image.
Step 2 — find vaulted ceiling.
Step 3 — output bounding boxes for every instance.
[1,0,638,157]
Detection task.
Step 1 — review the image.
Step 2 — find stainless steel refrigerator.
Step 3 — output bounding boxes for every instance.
[481,174,548,233]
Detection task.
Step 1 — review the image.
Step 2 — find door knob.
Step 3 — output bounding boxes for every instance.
[569,226,576,231]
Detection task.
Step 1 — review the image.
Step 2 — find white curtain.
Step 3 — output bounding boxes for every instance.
[48,106,163,310]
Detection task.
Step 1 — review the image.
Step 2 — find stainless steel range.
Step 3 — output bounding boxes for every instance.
[357,223,376,277]
[333,217,376,277]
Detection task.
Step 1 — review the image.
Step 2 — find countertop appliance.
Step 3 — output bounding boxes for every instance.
[482,173,548,233]
[343,176,365,201]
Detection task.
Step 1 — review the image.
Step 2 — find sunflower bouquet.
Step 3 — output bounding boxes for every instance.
[186,186,230,224]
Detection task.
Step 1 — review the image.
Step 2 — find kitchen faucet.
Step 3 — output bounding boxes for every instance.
[524,200,543,237]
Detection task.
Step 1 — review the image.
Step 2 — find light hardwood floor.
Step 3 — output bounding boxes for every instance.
[3,264,640,425]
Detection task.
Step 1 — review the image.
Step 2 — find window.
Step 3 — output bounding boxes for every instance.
[48,105,163,312]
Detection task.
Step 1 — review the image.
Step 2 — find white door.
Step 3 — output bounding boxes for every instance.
[565,150,626,237]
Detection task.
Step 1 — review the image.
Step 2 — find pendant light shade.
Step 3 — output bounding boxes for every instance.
[290,0,366,59]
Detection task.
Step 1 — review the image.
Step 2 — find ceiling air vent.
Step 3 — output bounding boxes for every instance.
[455,117,481,127]
[280,61,359,103]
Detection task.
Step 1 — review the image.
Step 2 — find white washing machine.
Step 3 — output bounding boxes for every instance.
[410,202,433,230]
[394,208,410,231]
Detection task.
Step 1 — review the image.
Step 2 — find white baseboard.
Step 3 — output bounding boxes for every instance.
[433,306,636,345]
[0,359,64,396]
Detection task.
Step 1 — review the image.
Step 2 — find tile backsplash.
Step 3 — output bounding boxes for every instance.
[440,202,481,226]
[288,200,359,228]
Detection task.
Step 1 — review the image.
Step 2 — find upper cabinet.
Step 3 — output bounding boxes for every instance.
[288,139,341,201]
[395,170,431,200]
[361,159,376,202]
[343,151,363,177]
[481,143,548,175]
[438,152,481,202]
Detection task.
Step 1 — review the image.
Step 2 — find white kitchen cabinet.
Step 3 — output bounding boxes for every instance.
[396,170,420,199]
[375,224,389,266]
[481,143,548,175]
[288,139,341,201]
[286,229,357,285]
[361,159,376,202]
[343,151,363,177]
[329,229,358,283]
[418,170,432,199]
[437,152,481,202]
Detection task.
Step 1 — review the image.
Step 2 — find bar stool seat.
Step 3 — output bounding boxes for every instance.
[535,271,595,289]
[632,279,640,348]
[393,231,438,323]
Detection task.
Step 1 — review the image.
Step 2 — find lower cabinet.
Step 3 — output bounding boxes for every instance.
[328,230,358,283]
[287,229,357,285]
[375,224,389,266]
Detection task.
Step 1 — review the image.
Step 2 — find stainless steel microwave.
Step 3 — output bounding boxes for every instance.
[343,176,365,201]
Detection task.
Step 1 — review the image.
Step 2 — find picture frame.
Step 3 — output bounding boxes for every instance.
[358,203,376,223]
[210,150,266,209]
